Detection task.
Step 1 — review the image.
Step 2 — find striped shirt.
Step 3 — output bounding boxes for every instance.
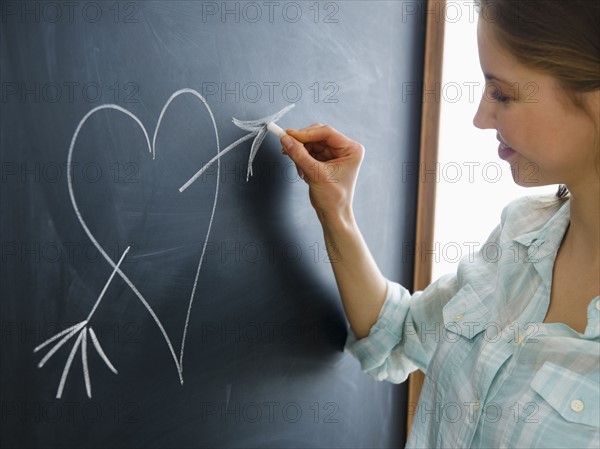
[346,194,600,448]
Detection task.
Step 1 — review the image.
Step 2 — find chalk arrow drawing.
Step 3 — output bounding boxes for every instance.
[33,88,294,398]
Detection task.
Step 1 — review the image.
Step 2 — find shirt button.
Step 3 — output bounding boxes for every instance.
[474,401,480,411]
[595,299,600,311]
[454,314,463,321]
[515,335,525,345]
[570,400,584,413]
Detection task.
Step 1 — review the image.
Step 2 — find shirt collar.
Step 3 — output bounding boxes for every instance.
[512,199,570,261]
[584,297,600,339]
[511,199,600,338]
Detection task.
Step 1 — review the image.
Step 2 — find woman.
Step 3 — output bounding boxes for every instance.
[279,1,599,448]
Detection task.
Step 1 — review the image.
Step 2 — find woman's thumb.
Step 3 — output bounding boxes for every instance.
[281,134,313,174]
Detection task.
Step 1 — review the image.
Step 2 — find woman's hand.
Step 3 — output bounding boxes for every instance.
[280,124,365,227]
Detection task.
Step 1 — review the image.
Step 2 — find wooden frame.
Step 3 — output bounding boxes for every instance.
[407,0,446,439]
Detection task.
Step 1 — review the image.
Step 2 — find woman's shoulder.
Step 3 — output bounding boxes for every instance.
[499,192,569,237]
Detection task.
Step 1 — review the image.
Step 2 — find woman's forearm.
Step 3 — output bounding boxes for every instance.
[319,209,387,339]
[281,125,387,339]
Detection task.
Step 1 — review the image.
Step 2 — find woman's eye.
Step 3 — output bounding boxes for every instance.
[491,88,510,103]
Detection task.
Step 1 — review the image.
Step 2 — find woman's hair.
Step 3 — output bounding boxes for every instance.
[476,0,600,198]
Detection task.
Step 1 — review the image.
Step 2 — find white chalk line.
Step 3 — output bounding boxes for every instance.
[36,321,87,368]
[65,89,222,385]
[34,320,87,354]
[37,89,294,397]
[57,330,84,399]
[89,327,118,374]
[35,245,128,397]
[86,246,131,322]
[179,102,295,191]
[246,127,268,181]
[179,133,254,193]
[81,329,91,398]
[232,102,294,181]
[66,103,182,381]
[175,100,294,372]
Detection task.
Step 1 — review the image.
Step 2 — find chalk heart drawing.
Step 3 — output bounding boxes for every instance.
[33,88,294,399]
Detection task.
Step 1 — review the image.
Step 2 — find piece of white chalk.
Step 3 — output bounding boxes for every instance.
[266,122,286,138]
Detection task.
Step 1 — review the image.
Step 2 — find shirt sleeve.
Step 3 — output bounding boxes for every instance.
[344,273,460,383]
[344,215,506,384]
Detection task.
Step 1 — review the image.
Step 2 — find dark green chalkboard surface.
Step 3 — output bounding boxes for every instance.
[1,1,425,447]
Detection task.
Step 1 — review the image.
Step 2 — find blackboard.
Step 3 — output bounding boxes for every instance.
[1,1,426,447]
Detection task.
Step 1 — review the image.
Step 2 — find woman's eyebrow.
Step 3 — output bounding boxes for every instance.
[484,73,513,85]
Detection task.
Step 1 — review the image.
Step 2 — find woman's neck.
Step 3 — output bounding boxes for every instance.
[564,179,600,264]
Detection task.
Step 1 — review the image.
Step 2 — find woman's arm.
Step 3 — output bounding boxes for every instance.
[280,125,387,339]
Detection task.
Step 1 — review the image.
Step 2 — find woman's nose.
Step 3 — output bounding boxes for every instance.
[473,95,495,130]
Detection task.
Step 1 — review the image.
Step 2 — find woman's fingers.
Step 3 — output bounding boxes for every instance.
[285,125,360,163]
[279,122,365,217]
[286,125,351,149]
[280,134,316,181]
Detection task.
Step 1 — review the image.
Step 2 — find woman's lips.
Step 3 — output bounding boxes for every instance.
[498,142,516,160]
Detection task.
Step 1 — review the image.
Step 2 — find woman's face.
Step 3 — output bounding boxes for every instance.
[472,17,599,192]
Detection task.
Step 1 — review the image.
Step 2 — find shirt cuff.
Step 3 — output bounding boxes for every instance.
[344,279,413,375]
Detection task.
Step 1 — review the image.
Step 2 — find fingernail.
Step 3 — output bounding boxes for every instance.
[281,135,293,149]
[281,147,287,154]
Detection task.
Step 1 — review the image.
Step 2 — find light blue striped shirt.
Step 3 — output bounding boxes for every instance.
[346,194,600,448]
